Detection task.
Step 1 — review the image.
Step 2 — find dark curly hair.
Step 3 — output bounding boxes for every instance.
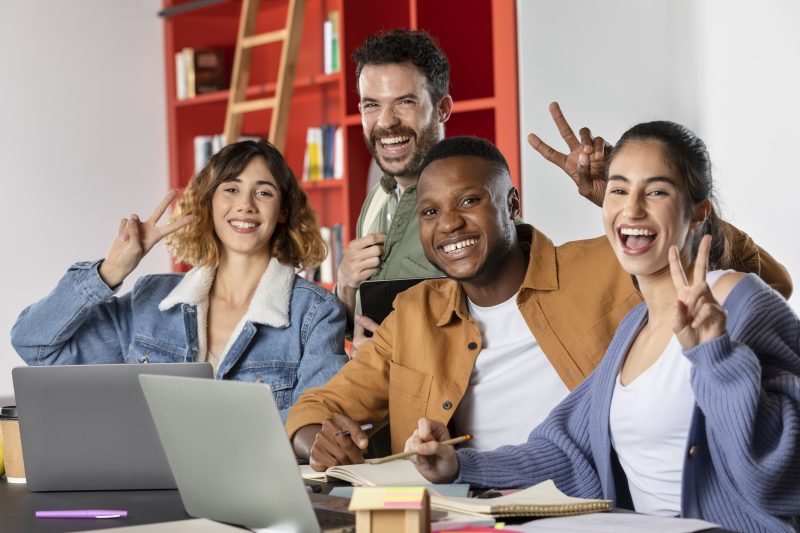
[352,29,450,106]
[166,140,326,270]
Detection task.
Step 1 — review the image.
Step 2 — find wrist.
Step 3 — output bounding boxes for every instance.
[98,260,126,289]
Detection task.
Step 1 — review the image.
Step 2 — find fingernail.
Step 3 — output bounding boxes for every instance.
[578,153,588,165]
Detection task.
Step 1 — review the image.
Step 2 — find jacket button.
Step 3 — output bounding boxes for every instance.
[442,401,453,410]
[467,342,478,350]
[687,444,699,459]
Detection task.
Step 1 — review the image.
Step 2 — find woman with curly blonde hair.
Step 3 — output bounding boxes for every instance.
[12,140,348,420]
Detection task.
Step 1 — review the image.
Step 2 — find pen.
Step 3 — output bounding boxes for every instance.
[335,423,373,437]
[369,434,472,465]
[36,510,128,519]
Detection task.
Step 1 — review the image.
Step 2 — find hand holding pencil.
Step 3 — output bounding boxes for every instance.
[403,418,465,484]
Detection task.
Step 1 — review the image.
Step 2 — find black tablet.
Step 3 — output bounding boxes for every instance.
[359,277,440,331]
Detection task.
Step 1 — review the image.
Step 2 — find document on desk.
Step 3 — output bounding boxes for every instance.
[73,518,244,532]
[515,512,719,532]
[299,459,429,486]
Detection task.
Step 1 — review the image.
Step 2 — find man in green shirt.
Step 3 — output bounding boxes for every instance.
[334,29,452,348]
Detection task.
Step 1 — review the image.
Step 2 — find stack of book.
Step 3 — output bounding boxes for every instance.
[302,125,343,181]
[175,47,227,100]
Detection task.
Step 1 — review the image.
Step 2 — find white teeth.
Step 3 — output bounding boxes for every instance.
[230,221,258,229]
[381,136,410,145]
[442,238,478,254]
[620,228,655,236]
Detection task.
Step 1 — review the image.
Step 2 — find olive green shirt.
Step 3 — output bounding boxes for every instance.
[356,174,444,280]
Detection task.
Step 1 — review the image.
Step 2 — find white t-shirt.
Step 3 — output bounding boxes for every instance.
[453,293,570,451]
[609,270,731,516]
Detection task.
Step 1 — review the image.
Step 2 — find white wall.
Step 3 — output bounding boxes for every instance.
[517,0,799,311]
[0,1,168,399]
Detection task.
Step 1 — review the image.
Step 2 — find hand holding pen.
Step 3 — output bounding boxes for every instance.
[404,417,464,484]
[309,414,373,471]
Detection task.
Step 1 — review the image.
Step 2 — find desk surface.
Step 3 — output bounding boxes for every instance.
[0,478,189,532]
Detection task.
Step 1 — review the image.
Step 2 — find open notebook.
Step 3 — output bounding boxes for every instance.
[430,480,612,518]
[300,459,429,486]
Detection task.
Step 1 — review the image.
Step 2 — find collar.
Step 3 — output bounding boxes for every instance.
[379,174,418,195]
[434,224,559,327]
[158,257,295,328]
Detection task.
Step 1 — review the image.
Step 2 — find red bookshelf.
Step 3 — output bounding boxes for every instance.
[161,0,520,265]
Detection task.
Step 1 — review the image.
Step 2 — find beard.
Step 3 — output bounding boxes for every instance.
[365,116,441,179]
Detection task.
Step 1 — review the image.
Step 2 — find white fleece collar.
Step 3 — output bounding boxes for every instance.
[158,257,294,328]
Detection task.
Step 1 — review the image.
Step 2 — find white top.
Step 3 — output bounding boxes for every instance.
[609,270,730,516]
[453,293,570,451]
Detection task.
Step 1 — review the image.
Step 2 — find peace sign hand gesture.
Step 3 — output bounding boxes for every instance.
[669,235,727,350]
[527,102,612,207]
[98,189,194,288]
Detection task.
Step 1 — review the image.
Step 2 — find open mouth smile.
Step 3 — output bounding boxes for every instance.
[229,220,260,233]
[440,237,479,256]
[618,226,657,255]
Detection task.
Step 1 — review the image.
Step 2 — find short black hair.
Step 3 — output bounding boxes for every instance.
[352,29,450,106]
[419,136,510,177]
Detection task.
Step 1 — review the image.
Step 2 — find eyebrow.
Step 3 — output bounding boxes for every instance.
[360,93,419,103]
[608,175,677,186]
[230,177,278,189]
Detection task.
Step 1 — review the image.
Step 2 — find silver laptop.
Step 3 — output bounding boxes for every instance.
[139,375,355,533]
[12,363,213,491]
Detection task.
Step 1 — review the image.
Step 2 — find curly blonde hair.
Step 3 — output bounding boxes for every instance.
[165,140,326,270]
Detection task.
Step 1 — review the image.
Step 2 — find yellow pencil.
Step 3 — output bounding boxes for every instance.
[368,434,472,465]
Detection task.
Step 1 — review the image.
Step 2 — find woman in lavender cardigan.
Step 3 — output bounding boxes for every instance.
[406,122,800,533]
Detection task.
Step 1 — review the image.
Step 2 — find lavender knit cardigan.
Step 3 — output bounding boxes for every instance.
[456,274,800,533]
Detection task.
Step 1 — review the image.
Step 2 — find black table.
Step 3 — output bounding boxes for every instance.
[0,478,190,532]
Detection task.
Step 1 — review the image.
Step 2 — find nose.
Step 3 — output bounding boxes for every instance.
[236,191,257,212]
[438,208,465,234]
[377,105,401,130]
[623,191,645,219]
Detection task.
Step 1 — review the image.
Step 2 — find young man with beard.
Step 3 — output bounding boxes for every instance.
[286,137,792,469]
[334,30,451,344]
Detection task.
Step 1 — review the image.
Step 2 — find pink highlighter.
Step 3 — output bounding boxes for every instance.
[36,509,128,519]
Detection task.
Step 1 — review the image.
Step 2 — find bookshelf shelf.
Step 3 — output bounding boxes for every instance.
[162,0,520,278]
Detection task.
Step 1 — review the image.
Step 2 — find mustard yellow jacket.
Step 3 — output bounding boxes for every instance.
[286,225,791,453]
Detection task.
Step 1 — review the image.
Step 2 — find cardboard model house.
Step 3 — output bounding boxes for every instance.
[349,486,431,533]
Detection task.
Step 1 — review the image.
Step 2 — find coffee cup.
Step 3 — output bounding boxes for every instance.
[0,406,26,483]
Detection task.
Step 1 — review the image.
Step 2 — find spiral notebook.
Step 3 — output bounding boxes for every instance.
[429,479,612,518]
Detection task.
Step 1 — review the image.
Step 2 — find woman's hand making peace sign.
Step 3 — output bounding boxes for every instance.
[669,234,728,350]
[98,189,194,288]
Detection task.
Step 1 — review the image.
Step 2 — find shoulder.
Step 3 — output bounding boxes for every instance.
[710,271,748,304]
[394,277,454,304]
[291,276,340,308]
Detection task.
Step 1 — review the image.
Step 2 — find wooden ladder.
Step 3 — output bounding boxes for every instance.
[223,0,306,151]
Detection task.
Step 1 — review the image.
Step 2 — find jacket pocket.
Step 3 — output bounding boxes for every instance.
[235,363,299,411]
[389,361,432,410]
[128,335,188,364]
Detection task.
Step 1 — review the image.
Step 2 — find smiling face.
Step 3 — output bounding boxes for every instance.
[417,155,519,285]
[358,62,451,182]
[603,140,706,278]
[211,156,284,261]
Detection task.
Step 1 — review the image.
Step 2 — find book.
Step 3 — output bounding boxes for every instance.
[323,11,340,74]
[300,459,430,487]
[175,47,226,100]
[429,479,611,519]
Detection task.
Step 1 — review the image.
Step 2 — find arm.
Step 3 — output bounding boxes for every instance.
[10,260,132,365]
[281,293,349,422]
[686,277,800,514]
[286,308,397,455]
[407,374,604,498]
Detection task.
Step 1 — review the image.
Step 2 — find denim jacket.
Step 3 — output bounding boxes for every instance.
[11,258,348,421]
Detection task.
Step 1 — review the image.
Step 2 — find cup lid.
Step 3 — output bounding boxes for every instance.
[0,405,18,419]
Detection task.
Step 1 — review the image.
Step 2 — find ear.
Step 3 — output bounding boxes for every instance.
[690,199,712,230]
[278,208,288,224]
[507,187,521,220]
[437,94,453,123]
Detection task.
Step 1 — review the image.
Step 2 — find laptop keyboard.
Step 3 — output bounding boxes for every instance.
[314,507,356,530]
